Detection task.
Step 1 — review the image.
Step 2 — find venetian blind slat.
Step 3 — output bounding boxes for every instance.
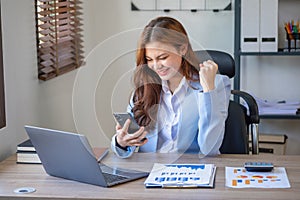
[35,0,84,81]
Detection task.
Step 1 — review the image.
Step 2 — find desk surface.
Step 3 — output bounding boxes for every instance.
[0,153,300,200]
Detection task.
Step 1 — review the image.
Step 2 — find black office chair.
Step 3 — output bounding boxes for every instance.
[194,50,260,154]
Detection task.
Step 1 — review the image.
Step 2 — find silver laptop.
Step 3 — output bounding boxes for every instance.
[24,125,148,187]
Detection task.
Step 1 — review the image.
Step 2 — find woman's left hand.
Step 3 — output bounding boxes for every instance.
[199,60,218,92]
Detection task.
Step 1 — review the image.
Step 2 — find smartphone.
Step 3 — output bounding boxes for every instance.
[113,112,140,134]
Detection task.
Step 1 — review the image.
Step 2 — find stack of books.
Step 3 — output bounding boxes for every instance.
[17,139,41,164]
[17,139,109,164]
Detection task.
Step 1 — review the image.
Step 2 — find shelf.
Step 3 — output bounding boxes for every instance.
[260,114,300,120]
[238,50,300,56]
[234,0,300,120]
[131,0,232,12]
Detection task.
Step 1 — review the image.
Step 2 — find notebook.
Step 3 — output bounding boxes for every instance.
[24,125,149,187]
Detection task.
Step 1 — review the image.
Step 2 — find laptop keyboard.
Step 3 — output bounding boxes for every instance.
[102,172,128,183]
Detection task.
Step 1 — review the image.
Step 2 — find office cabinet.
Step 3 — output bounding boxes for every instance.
[240,0,278,52]
[234,0,300,119]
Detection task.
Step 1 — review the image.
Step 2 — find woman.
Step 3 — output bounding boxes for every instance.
[111,16,231,158]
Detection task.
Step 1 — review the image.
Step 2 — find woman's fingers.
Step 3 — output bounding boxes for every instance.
[116,123,147,147]
[122,119,131,133]
[115,123,122,130]
[123,127,145,142]
[129,138,148,146]
[199,60,218,92]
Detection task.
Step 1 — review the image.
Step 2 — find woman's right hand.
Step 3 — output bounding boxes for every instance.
[199,60,218,92]
[115,119,148,149]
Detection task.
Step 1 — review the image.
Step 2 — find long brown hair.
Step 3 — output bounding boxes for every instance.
[132,16,200,127]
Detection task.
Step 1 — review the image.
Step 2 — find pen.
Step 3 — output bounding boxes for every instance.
[285,25,293,40]
[293,26,298,34]
[285,23,292,33]
[289,21,293,32]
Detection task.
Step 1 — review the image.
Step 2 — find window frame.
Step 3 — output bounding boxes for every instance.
[0,2,6,129]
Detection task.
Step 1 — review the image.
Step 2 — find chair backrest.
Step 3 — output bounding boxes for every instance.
[194,50,250,154]
[194,50,235,78]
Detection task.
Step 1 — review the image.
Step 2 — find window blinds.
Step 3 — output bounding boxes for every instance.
[35,0,84,80]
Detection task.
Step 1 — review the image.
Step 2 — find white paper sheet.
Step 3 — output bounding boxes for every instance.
[144,163,216,188]
[225,167,291,188]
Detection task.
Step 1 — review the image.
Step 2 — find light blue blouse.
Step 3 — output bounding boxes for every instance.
[156,77,188,152]
[111,74,231,158]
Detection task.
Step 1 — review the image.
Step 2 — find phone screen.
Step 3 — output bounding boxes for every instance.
[113,113,140,134]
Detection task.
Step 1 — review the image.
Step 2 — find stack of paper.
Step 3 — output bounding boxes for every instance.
[256,99,300,115]
[242,95,300,115]
[144,163,216,188]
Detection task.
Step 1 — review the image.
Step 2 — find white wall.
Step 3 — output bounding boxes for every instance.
[0,0,299,161]
[0,0,40,161]
[0,0,78,161]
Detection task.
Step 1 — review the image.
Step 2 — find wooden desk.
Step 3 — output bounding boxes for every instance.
[0,153,300,200]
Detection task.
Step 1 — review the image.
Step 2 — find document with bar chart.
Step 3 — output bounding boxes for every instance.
[144,163,216,188]
[225,167,290,188]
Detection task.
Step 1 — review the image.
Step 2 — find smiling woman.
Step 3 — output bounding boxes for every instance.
[110,16,231,158]
[0,2,6,129]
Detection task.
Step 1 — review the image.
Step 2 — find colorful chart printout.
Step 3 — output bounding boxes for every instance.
[226,167,291,188]
[144,163,216,188]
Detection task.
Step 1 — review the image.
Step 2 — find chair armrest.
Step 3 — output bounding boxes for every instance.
[231,90,260,154]
[231,90,260,124]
